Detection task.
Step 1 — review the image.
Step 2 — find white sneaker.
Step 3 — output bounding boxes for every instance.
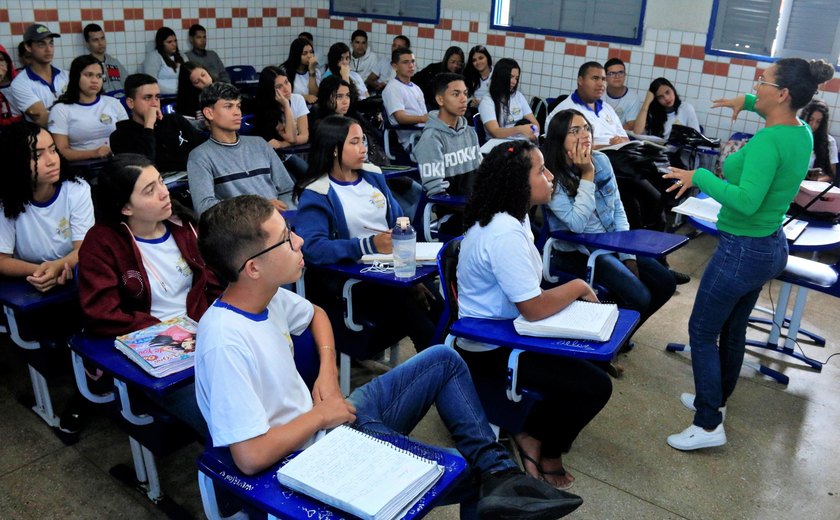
[680,393,726,423]
[667,423,727,451]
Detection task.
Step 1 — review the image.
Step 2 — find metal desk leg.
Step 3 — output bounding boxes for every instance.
[3,305,60,427]
[665,343,789,385]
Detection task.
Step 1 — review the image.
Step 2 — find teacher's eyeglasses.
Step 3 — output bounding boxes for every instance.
[756,75,781,89]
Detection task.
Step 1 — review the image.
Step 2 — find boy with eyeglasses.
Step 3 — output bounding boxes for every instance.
[603,58,642,131]
[195,194,584,520]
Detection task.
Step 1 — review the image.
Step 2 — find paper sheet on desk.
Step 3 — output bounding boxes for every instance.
[361,242,444,265]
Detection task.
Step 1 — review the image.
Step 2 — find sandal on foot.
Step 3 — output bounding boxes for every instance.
[540,467,574,491]
[511,439,543,478]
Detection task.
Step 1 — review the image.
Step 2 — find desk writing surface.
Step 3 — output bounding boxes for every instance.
[550,229,689,258]
[451,309,640,361]
[308,263,438,288]
[68,334,194,397]
[0,278,78,313]
[381,165,420,180]
[198,437,467,520]
[686,213,840,252]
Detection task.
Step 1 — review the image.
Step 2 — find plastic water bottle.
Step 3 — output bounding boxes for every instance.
[392,216,416,278]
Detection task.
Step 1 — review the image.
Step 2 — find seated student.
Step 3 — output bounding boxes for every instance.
[382,47,429,154]
[801,99,837,183]
[411,45,464,107]
[10,24,69,127]
[280,37,320,105]
[0,44,24,128]
[254,66,310,180]
[478,58,539,142]
[632,77,700,141]
[0,122,95,435]
[311,75,388,165]
[195,193,584,519]
[187,82,295,215]
[77,153,222,437]
[367,35,409,93]
[464,45,493,109]
[294,115,441,352]
[413,73,481,236]
[0,122,94,290]
[83,23,129,96]
[111,74,205,176]
[175,62,214,120]
[348,29,378,92]
[545,61,628,148]
[603,58,642,131]
[322,42,369,100]
[543,109,676,328]
[413,46,465,108]
[184,24,230,84]
[457,140,612,491]
[48,55,128,161]
[141,27,184,96]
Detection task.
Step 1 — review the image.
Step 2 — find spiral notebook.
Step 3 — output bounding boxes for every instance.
[513,300,619,341]
[276,425,444,520]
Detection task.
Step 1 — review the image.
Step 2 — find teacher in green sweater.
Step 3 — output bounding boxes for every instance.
[661,58,835,451]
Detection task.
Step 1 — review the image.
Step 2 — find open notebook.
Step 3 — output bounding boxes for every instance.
[361,242,444,265]
[276,425,444,520]
[674,196,808,241]
[514,300,619,342]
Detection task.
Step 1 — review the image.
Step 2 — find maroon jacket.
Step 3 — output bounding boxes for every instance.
[78,218,224,336]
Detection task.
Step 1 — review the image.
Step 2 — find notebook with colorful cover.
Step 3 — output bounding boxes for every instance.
[114,316,197,378]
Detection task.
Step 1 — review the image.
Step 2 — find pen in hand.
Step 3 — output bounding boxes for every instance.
[364,226,392,234]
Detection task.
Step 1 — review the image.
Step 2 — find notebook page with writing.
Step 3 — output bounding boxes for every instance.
[276,425,443,520]
[513,300,619,341]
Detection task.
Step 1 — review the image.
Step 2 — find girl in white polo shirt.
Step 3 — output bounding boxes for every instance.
[0,122,94,292]
[49,55,127,161]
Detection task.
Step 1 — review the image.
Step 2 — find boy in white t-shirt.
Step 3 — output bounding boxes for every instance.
[195,195,583,519]
[381,48,428,153]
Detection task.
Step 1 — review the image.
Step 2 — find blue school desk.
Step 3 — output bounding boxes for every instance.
[68,334,196,508]
[671,202,840,384]
[197,434,468,520]
[542,229,689,286]
[297,263,439,395]
[0,278,79,428]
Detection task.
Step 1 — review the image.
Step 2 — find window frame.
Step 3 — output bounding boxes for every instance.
[489,0,647,46]
[330,0,441,25]
[705,0,840,69]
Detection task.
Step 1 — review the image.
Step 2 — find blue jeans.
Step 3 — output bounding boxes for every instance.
[348,345,516,515]
[551,250,676,325]
[689,229,788,429]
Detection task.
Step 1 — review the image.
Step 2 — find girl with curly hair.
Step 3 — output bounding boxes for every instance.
[456,139,612,490]
[0,122,93,292]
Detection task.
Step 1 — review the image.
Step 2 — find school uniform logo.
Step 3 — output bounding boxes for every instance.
[56,217,71,239]
[100,113,112,124]
[175,255,193,278]
[369,190,386,209]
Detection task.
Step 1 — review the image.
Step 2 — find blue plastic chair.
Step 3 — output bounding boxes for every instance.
[380,105,422,166]
[226,65,258,83]
[413,192,468,242]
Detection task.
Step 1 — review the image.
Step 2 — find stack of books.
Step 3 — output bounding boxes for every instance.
[114,316,197,377]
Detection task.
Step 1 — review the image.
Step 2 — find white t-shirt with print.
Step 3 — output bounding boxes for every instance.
[0,180,94,263]
[134,228,192,321]
[478,90,533,137]
[9,66,69,119]
[196,288,317,448]
[330,176,389,239]
[48,96,128,150]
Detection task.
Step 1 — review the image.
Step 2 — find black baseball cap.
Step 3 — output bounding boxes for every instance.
[23,24,61,43]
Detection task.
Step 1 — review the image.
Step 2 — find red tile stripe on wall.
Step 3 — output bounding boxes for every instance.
[2,6,838,93]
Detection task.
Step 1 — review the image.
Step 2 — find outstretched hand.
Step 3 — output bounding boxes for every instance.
[711,94,745,121]
[662,166,695,198]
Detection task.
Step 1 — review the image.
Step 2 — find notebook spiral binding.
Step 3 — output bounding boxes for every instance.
[349,424,445,464]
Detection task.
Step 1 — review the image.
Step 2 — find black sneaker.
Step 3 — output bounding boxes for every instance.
[670,269,691,285]
[478,468,583,519]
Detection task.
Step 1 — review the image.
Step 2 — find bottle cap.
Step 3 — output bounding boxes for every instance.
[396,216,410,229]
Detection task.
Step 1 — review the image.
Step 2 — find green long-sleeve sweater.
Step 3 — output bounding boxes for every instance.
[693,94,812,237]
